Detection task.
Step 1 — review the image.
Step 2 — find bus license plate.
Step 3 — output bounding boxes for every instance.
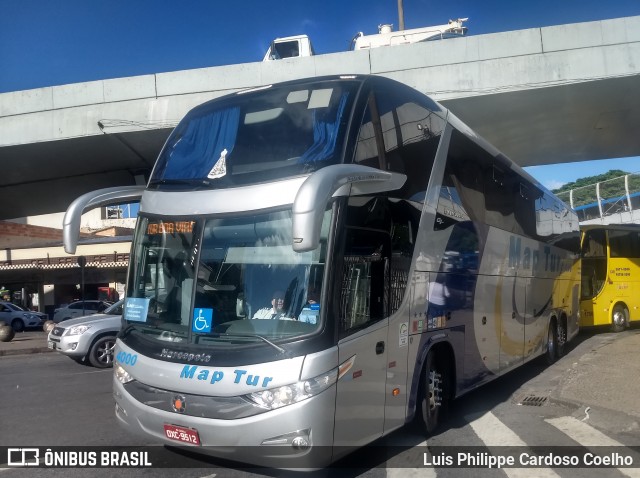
[163,424,201,445]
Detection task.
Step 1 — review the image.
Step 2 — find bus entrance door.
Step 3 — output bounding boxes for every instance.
[333,320,389,448]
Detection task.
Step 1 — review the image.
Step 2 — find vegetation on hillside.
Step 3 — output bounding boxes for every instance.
[551,169,640,207]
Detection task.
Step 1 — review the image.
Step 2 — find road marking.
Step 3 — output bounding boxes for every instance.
[385,436,435,478]
[546,416,623,446]
[468,411,527,446]
[387,444,436,478]
[467,411,561,478]
[387,466,436,478]
[546,416,640,478]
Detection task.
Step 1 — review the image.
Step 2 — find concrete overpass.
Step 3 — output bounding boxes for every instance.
[1,15,639,220]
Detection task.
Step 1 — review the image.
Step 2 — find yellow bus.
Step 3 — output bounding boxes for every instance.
[580,224,640,331]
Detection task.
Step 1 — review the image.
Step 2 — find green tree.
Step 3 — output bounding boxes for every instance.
[552,170,640,208]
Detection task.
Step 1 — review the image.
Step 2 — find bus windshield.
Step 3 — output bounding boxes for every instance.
[150,80,359,189]
[124,209,330,350]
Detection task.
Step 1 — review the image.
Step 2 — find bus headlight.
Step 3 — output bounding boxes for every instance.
[114,364,134,384]
[247,355,356,410]
[245,367,338,410]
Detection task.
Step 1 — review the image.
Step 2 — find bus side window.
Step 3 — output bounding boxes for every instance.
[514,182,540,238]
[582,229,606,257]
[389,208,418,314]
[353,82,444,201]
[339,207,390,336]
[340,257,385,333]
[484,163,518,233]
[610,230,640,258]
[353,93,382,169]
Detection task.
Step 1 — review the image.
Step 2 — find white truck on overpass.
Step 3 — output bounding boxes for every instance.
[263,18,468,61]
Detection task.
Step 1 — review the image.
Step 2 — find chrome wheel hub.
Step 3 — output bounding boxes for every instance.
[613,310,626,327]
[428,370,442,410]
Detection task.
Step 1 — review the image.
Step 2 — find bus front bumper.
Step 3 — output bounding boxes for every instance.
[113,377,337,469]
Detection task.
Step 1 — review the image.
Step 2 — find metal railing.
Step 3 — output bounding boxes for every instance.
[554,172,640,224]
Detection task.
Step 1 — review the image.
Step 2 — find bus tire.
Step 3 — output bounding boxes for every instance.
[545,320,558,365]
[556,318,567,359]
[419,350,447,435]
[611,304,627,333]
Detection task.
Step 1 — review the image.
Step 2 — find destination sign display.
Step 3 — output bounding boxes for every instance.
[147,221,195,235]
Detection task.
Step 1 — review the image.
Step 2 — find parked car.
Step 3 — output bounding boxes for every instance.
[52,300,113,323]
[0,301,47,332]
[47,299,123,368]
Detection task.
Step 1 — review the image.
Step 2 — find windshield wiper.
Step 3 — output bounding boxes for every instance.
[212,332,292,357]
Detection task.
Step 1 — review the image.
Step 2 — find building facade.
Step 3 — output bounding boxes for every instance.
[0,209,133,318]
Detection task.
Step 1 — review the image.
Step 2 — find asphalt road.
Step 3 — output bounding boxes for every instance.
[1,334,639,478]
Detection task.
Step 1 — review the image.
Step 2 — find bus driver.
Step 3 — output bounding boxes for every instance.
[252,290,288,320]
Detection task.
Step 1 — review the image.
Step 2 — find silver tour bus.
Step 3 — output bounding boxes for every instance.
[63,75,581,468]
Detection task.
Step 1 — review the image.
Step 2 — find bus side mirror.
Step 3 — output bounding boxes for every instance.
[291,164,406,252]
[63,186,145,254]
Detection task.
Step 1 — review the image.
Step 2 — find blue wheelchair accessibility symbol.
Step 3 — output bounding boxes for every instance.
[192,308,213,333]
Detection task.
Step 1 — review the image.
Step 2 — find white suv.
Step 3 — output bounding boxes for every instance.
[53,300,113,323]
[48,300,123,368]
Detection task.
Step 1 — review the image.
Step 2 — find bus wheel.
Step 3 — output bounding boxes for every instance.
[611,304,627,333]
[545,321,558,365]
[420,350,446,435]
[556,319,567,359]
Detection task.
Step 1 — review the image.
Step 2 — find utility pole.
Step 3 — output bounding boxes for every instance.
[397,0,405,31]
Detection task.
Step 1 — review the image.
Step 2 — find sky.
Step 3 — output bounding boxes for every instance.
[525,158,640,192]
[1,0,639,190]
